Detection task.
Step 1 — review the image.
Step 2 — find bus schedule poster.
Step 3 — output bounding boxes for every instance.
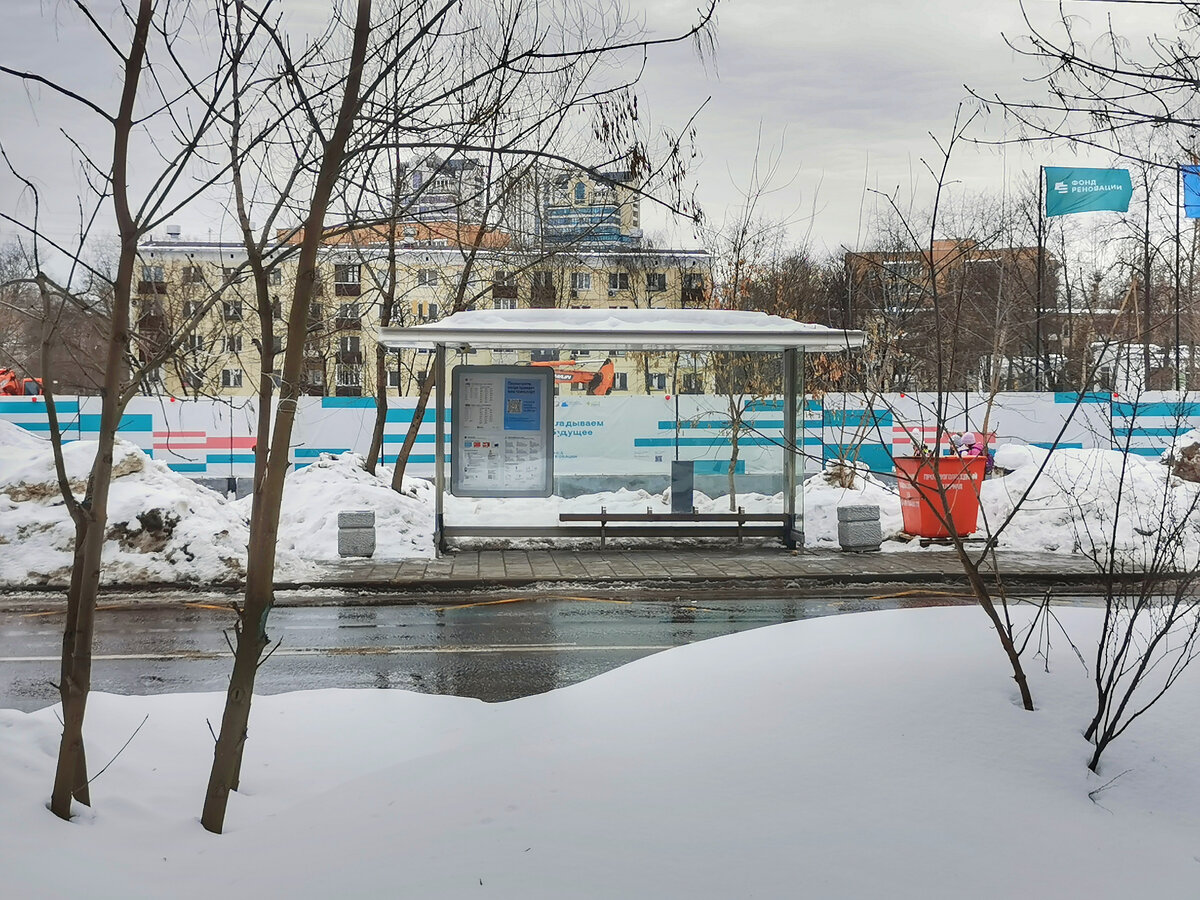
[450,365,554,497]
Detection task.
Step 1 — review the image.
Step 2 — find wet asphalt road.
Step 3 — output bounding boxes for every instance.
[0,594,970,712]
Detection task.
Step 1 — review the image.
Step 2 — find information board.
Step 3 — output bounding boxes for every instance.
[451,365,555,497]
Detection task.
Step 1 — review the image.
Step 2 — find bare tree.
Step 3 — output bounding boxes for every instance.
[0,0,276,820]
[199,0,718,833]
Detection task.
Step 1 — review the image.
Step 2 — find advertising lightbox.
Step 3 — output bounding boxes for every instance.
[450,365,554,497]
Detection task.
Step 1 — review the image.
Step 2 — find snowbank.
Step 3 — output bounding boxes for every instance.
[1,607,1195,898]
[981,444,1200,567]
[0,422,249,585]
[5,410,1200,584]
[254,452,437,570]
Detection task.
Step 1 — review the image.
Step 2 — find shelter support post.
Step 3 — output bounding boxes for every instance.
[783,348,804,549]
[434,343,446,555]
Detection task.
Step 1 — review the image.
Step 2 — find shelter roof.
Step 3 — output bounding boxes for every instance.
[379,308,866,353]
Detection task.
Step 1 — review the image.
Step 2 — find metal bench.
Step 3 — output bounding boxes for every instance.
[556,506,791,547]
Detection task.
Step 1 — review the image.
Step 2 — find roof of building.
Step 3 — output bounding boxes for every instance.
[379,308,865,353]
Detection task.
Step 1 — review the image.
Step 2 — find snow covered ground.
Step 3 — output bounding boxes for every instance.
[3,418,1200,585]
[1,606,1196,898]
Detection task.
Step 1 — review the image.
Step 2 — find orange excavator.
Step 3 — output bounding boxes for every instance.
[0,368,43,396]
[530,357,615,395]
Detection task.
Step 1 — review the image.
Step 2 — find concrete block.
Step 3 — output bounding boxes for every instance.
[837,504,882,552]
[338,510,375,529]
[338,528,376,558]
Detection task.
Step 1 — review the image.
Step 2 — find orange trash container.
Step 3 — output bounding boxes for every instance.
[895,455,986,538]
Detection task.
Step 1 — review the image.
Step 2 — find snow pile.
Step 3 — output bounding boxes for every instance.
[0,607,1196,897]
[981,444,1200,568]
[7,409,1200,583]
[0,422,249,586]
[803,458,905,549]
[259,452,436,571]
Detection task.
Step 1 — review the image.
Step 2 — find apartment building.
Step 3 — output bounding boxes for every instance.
[135,234,712,399]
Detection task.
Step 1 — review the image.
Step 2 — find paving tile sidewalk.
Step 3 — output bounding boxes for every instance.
[287,547,1109,594]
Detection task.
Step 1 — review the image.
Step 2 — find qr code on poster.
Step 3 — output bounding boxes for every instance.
[506,399,522,414]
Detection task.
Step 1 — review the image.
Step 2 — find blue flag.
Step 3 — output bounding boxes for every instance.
[1182,165,1200,218]
[1044,167,1132,217]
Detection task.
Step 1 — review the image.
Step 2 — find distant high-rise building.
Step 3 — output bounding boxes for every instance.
[398,155,486,222]
[542,170,641,247]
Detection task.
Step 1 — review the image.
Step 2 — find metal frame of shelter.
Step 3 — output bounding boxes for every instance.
[379,310,867,553]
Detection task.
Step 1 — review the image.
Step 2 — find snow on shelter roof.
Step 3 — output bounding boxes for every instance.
[379,308,867,352]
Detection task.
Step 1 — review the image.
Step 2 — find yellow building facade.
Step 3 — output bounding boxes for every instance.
[135,238,713,399]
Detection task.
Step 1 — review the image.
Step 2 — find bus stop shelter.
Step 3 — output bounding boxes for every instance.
[379,308,867,552]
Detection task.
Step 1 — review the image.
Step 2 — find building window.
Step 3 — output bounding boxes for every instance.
[417,268,438,287]
[336,303,357,328]
[532,270,554,288]
[181,265,204,284]
[418,302,439,321]
[387,370,401,388]
[222,300,243,321]
[334,264,361,296]
[269,268,283,285]
[681,372,704,394]
[271,297,282,320]
[142,266,165,283]
[574,182,586,203]
[224,335,242,353]
[186,333,206,352]
[222,266,244,284]
[221,368,243,388]
[339,336,359,355]
[530,348,558,362]
[569,349,591,358]
[184,369,203,391]
[570,272,592,292]
[682,273,705,290]
[612,371,628,391]
[493,270,515,287]
[646,272,667,292]
[182,300,201,317]
[493,297,517,310]
[647,372,667,391]
[608,271,629,292]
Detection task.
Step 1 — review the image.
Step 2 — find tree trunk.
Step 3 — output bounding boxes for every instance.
[958,550,1035,711]
[202,0,373,834]
[50,0,150,819]
[51,413,123,817]
[391,367,435,490]
[56,525,91,807]
[365,344,388,474]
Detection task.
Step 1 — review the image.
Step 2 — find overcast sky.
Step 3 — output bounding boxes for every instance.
[0,0,1180,261]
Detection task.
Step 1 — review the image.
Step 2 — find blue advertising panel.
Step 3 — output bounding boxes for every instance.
[503,377,542,431]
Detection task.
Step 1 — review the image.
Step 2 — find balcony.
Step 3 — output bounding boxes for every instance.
[530,285,556,309]
[681,287,706,307]
[137,280,167,295]
[334,316,361,330]
[491,284,518,301]
[336,350,363,365]
[334,282,361,296]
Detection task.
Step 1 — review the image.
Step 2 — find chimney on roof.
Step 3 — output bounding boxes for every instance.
[166,224,182,241]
